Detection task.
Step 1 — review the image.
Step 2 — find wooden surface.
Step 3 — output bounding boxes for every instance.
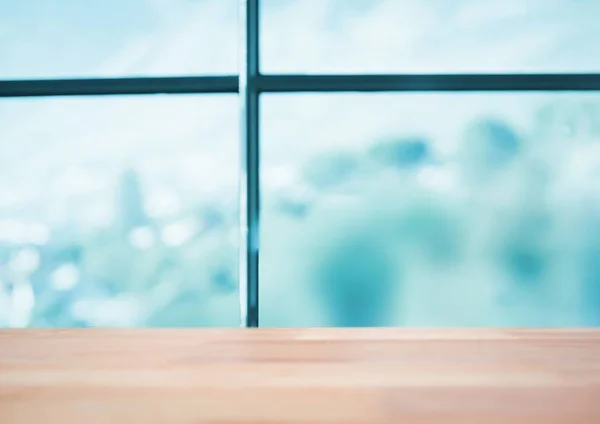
[1,329,600,423]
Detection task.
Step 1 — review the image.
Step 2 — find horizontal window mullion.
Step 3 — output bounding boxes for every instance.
[3,73,600,98]
[0,76,239,97]
[257,73,600,92]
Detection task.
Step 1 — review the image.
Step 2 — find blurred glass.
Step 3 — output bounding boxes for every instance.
[0,95,239,327]
[260,92,600,327]
[0,0,237,79]
[261,0,600,74]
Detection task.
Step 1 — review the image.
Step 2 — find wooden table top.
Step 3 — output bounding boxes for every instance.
[1,329,599,423]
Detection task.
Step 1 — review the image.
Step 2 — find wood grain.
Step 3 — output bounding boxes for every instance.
[1,329,599,423]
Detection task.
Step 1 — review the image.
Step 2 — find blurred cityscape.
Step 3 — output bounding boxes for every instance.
[261,96,600,327]
[1,96,600,327]
[0,165,240,327]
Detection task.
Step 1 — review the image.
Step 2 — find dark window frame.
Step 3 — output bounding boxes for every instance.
[1,0,600,327]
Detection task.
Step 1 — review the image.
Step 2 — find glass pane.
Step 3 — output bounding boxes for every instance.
[0,0,237,79]
[261,92,600,327]
[0,95,239,327]
[261,0,600,74]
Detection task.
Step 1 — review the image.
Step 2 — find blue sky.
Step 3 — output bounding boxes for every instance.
[0,0,237,78]
[1,0,599,78]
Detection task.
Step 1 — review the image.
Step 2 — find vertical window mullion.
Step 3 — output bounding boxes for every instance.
[239,0,260,327]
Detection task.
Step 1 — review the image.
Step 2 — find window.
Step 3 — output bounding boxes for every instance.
[261,93,600,326]
[261,0,600,74]
[0,0,237,79]
[1,0,600,327]
[0,96,238,327]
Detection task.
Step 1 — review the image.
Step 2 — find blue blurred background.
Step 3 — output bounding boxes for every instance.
[1,0,600,327]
